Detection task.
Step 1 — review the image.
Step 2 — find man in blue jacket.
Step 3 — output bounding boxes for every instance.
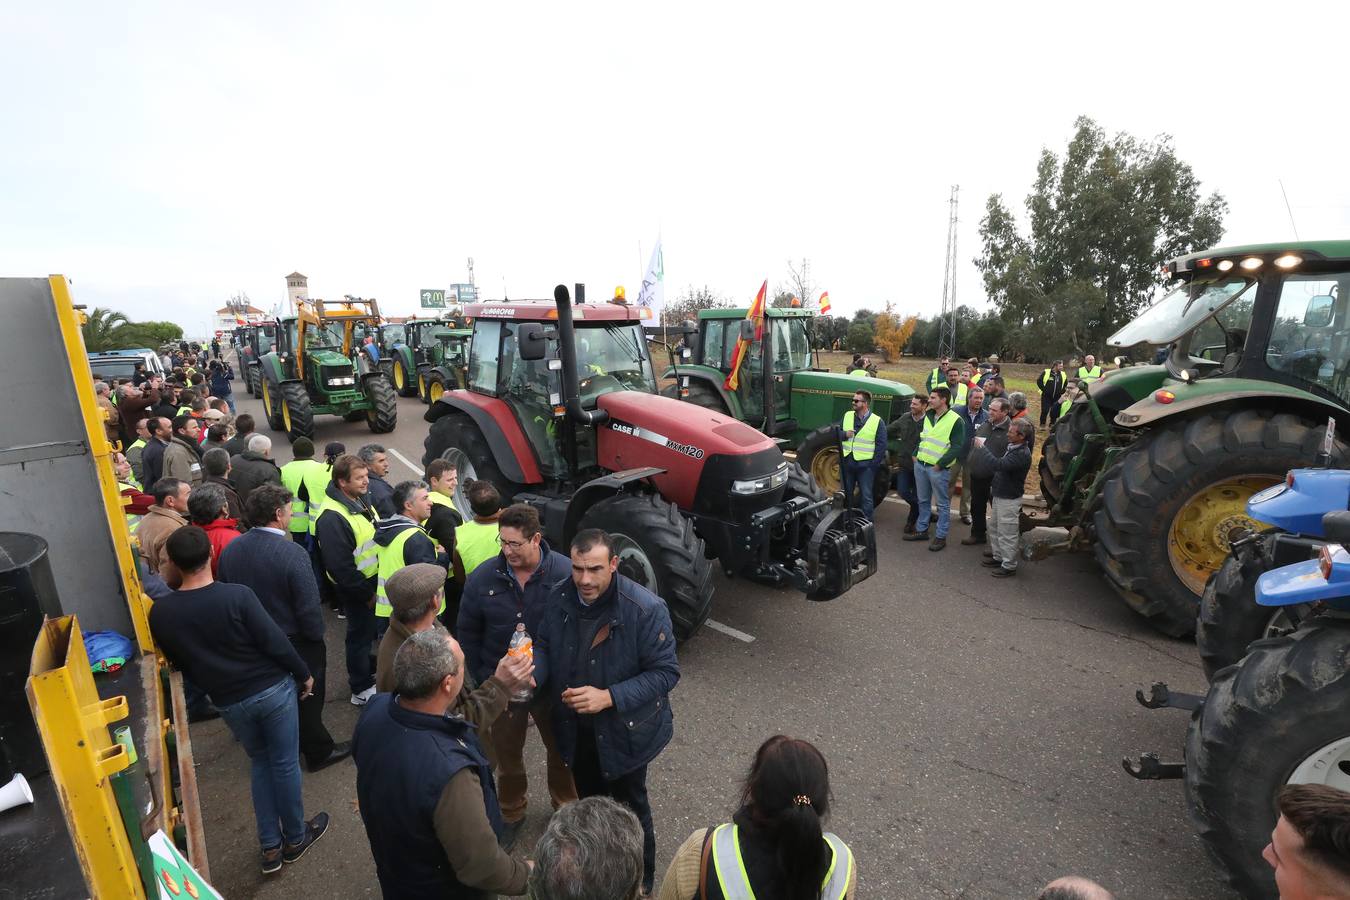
[533,528,680,896]
[456,503,576,848]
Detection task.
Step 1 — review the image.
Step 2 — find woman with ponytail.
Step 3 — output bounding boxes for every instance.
[656,735,856,899]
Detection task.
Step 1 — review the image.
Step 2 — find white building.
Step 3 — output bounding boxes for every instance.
[213,303,267,334]
[286,272,309,311]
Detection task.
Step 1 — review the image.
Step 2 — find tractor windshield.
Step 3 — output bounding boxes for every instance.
[382,324,406,345]
[1108,277,1255,347]
[574,324,658,403]
[307,323,345,349]
[772,318,813,372]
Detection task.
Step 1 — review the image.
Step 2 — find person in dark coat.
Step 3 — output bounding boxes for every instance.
[961,397,1011,547]
[230,434,283,510]
[223,413,256,457]
[358,444,396,518]
[140,416,171,490]
[971,417,1034,576]
[219,483,351,772]
[887,395,928,535]
[314,455,379,704]
[533,528,681,896]
[456,503,576,848]
[1037,360,1068,427]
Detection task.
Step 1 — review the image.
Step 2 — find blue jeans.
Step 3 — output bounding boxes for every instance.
[216,678,305,850]
[840,461,877,521]
[914,462,952,538]
[895,467,919,529]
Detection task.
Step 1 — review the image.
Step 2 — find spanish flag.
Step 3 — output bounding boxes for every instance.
[724,280,768,391]
[818,291,832,315]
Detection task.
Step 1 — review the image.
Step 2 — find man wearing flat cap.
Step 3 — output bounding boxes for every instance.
[373,564,532,747]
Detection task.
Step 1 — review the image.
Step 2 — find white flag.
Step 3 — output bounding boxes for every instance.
[636,238,664,315]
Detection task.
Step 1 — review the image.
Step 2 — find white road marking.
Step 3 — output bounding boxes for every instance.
[387,447,424,477]
[705,618,755,643]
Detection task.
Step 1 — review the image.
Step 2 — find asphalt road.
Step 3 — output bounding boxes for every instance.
[193,370,1235,899]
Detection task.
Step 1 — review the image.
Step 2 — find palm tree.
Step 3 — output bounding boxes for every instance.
[81,307,130,352]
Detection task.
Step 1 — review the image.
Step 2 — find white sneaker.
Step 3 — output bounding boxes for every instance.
[350,686,376,706]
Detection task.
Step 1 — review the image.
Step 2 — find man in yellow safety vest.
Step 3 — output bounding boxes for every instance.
[943,365,970,407]
[315,454,380,705]
[836,389,888,521]
[454,480,504,583]
[1077,354,1103,384]
[279,437,332,544]
[902,385,966,551]
[373,480,445,640]
[926,355,951,393]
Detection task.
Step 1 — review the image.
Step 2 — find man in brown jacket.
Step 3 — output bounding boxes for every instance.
[354,626,533,897]
[373,564,531,761]
[162,415,204,487]
[137,478,191,575]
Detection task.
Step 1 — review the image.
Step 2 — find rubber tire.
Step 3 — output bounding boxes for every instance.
[362,374,398,434]
[393,357,418,397]
[1038,401,1095,506]
[280,381,314,441]
[247,364,261,398]
[797,425,890,508]
[423,414,524,503]
[417,369,432,404]
[1185,617,1350,899]
[1196,531,1317,681]
[260,378,286,431]
[660,379,729,415]
[425,372,447,405]
[1093,410,1338,638]
[578,492,714,642]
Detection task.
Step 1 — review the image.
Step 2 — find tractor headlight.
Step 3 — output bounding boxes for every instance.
[731,465,790,495]
[327,376,356,387]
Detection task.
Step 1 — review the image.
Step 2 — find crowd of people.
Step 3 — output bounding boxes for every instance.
[96,343,1349,899]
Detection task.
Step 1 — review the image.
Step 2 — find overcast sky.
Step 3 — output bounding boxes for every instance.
[4,1,1348,336]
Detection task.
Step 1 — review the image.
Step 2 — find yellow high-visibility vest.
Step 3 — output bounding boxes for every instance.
[916,409,960,467]
[841,410,881,462]
[280,459,328,534]
[1077,365,1103,383]
[455,519,500,577]
[375,524,445,618]
[315,496,378,578]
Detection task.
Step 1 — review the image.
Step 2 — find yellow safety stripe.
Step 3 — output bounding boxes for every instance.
[916,410,959,465]
[841,410,881,462]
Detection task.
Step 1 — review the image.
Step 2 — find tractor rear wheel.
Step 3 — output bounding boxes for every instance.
[796,426,889,507]
[424,414,522,516]
[260,378,286,431]
[426,372,447,405]
[247,364,261,398]
[280,381,314,441]
[1038,401,1095,506]
[1093,411,1335,637]
[578,493,714,641]
[363,374,398,434]
[659,380,728,414]
[1196,531,1316,680]
[1185,617,1350,899]
[393,357,418,397]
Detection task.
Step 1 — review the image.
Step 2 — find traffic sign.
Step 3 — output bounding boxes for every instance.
[451,283,478,304]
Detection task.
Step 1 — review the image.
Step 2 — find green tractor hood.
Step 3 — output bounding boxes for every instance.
[1114,375,1347,429]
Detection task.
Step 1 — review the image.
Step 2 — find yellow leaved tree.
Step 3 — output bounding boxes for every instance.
[874,303,918,362]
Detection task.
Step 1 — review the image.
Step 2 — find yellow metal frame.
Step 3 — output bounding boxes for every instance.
[49,275,156,653]
[27,615,144,900]
[293,296,383,377]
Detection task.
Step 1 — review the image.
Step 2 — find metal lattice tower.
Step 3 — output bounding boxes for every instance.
[938,185,959,359]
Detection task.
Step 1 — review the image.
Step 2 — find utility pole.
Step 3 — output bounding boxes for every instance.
[938,185,959,360]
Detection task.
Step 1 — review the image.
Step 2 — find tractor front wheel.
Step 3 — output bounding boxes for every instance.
[393,358,418,397]
[1093,411,1338,637]
[578,493,714,641]
[1196,530,1316,680]
[363,374,398,433]
[1185,618,1350,898]
[280,381,314,441]
[260,378,286,431]
[247,364,261,398]
[1038,401,1095,506]
[423,414,522,516]
[425,372,447,405]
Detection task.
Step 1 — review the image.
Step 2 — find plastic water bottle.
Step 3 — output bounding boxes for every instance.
[507,623,534,704]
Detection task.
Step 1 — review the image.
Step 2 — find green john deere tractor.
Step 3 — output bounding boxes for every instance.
[1034,240,1350,636]
[257,298,398,441]
[378,318,472,403]
[239,322,277,399]
[660,306,915,500]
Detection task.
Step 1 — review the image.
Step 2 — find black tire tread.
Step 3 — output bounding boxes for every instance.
[280,381,314,441]
[422,414,524,503]
[1039,402,1095,506]
[579,492,714,641]
[394,357,418,397]
[364,374,398,434]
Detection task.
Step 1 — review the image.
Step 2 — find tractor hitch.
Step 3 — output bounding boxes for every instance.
[743,494,878,599]
[1135,681,1204,712]
[1122,752,1185,780]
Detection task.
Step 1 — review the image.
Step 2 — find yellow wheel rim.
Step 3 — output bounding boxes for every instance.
[262,380,272,416]
[282,396,292,431]
[809,446,842,495]
[418,374,426,396]
[429,381,444,403]
[1168,474,1281,595]
[394,363,405,390]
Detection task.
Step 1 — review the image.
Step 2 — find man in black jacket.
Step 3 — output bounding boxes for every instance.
[220,483,351,772]
[315,454,380,705]
[972,418,1033,577]
[140,417,171,490]
[961,397,1011,547]
[223,413,256,456]
[231,433,282,511]
[149,526,329,874]
[1037,360,1067,427]
[887,395,928,535]
[358,443,396,518]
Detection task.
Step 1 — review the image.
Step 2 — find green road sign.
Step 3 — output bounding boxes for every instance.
[421,289,446,309]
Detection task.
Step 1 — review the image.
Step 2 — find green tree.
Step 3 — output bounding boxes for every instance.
[107,321,183,349]
[976,116,1226,355]
[663,284,731,326]
[81,307,131,352]
[846,322,875,354]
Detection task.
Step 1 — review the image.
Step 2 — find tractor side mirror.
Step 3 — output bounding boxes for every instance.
[739,319,757,341]
[682,320,698,359]
[517,322,550,361]
[1305,295,1335,328]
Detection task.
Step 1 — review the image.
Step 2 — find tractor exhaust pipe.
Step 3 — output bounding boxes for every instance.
[554,284,609,426]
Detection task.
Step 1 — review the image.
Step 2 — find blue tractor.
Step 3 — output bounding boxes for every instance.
[1183,515,1350,897]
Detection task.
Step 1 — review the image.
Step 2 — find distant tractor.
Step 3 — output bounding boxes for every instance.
[378,318,471,402]
[1034,240,1350,636]
[661,306,914,500]
[423,286,878,641]
[238,322,277,398]
[257,298,398,441]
